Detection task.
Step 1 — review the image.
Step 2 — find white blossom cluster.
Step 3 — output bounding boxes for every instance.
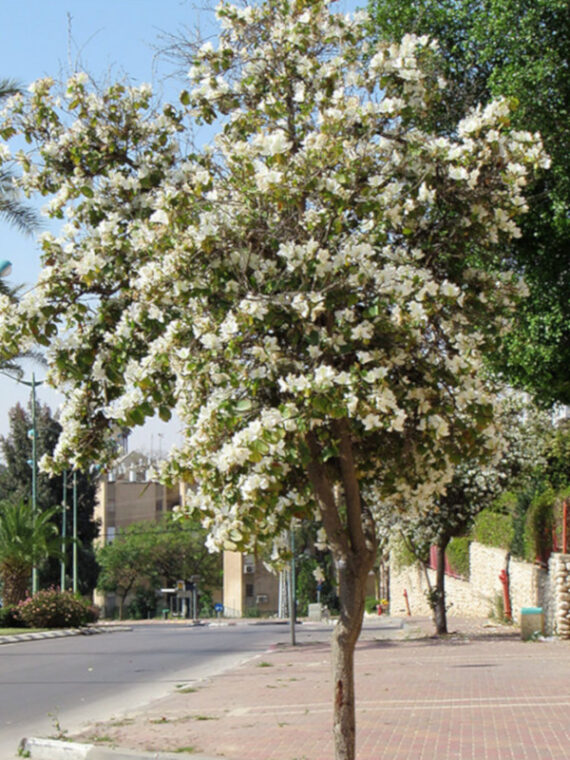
[380,393,553,549]
[0,0,549,556]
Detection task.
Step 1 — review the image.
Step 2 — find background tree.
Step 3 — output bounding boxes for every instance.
[392,395,553,632]
[96,513,221,619]
[0,403,99,594]
[0,78,40,234]
[144,512,222,592]
[0,500,59,605]
[0,3,548,758]
[367,0,570,405]
[96,525,151,620]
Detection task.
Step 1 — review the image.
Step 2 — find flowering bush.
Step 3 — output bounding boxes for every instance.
[17,589,99,629]
[0,604,26,628]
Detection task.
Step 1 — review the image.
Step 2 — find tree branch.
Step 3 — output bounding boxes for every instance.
[305,431,349,559]
[333,418,367,558]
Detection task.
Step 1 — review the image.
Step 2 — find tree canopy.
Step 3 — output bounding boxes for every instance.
[0,2,549,757]
[0,403,99,593]
[367,0,570,405]
[96,512,221,619]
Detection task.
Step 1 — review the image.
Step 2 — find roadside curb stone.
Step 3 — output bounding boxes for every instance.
[21,736,224,760]
[0,625,132,646]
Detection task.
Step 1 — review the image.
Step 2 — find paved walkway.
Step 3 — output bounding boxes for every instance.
[70,616,570,760]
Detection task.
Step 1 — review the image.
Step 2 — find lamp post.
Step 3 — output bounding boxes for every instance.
[60,471,67,589]
[29,374,39,594]
[73,469,78,594]
[288,527,296,647]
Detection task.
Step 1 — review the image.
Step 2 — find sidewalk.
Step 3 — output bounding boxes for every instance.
[61,615,570,760]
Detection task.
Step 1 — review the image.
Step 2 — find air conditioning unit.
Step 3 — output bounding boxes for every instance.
[255,594,268,605]
[244,565,255,574]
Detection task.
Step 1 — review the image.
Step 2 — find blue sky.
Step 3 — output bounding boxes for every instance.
[0,0,361,454]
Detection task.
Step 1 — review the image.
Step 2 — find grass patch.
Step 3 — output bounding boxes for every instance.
[176,685,198,694]
[193,715,218,721]
[0,628,48,635]
[257,661,273,668]
[174,748,196,754]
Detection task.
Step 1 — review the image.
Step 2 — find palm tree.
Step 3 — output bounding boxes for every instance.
[0,500,60,606]
[0,78,44,377]
[0,78,40,235]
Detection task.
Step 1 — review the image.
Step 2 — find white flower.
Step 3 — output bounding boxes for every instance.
[314,365,335,388]
[361,413,381,430]
[351,321,374,340]
[253,161,283,192]
[448,166,469,181]
[149,209,169,225]
[200,332,222,351]
[253,131,292,156]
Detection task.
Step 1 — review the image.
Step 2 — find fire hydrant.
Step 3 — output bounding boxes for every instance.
[498,569,512,621]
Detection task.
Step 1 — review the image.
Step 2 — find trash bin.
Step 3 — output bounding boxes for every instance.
[162,608,170,620]
[520,607,543,640]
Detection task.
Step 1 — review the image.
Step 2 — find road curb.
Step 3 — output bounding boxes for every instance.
[0,625,132,646]
[21,736,223,760]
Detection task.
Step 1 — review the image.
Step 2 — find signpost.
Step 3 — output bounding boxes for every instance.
[176,577,201,620]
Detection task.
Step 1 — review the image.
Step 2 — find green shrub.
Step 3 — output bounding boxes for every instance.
[524,489,556,563]
[391,536,429,569]
[446,537,470,578]
[17,589,99,629]
[0,605,26,628]
[365,596,379,614]
[127,588,157,619]
[472,510,514,550]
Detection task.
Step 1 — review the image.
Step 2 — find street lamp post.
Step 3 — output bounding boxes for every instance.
[61,471,67,589]
[29,373,38,594]
[73,469,78,594]
[289,528,296,647]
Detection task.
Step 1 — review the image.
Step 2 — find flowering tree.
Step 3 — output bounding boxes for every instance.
[0,2,548,758]
[393,395,551,633]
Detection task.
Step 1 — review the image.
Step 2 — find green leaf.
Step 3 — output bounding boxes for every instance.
[158,406,172,422]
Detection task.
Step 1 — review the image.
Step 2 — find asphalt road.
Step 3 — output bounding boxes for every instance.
[0,621,335,757]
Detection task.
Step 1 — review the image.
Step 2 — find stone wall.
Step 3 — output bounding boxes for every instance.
[548,553,570,638]
[390,541,548,625]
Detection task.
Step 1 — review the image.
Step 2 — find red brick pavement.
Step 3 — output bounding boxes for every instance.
[78,617,570,760]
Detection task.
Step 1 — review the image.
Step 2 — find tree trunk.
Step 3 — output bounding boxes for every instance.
[331,559,369,760]
[434,541,448,635]
[1,563,31,606]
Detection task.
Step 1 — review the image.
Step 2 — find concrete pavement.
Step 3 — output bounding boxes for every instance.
[19,616,570,760]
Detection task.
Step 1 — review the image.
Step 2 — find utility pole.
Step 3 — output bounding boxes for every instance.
[288,528,296,646]
[72,469,78,594]
[30,374,38,594]
[60,471,67,589]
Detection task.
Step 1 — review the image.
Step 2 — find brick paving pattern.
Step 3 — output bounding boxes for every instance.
[76,617,570,760]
